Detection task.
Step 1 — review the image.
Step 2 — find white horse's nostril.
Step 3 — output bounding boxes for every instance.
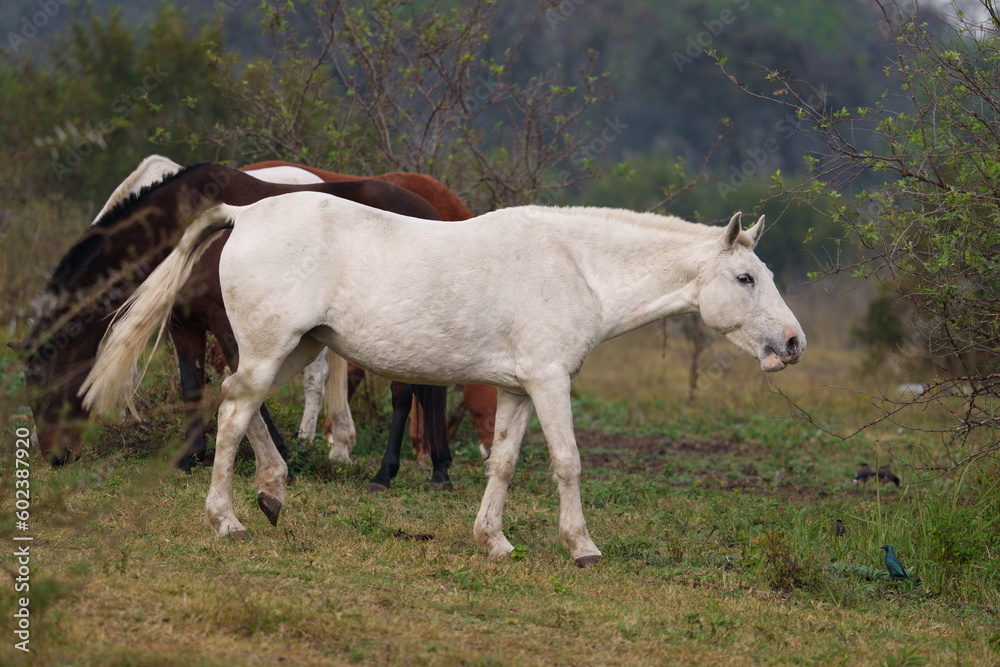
[787,335,800,357]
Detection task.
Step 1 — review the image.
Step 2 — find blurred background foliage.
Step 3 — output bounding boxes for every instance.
[1,0,918,281]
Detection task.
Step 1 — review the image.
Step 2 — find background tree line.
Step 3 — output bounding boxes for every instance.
[2,0,922,278]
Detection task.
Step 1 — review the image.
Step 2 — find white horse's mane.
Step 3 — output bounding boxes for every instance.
[520,205,749,244]
[90,155,184,226]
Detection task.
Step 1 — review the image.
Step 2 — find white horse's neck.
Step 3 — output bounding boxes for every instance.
[523,206,725,339]
[90,155,184,226]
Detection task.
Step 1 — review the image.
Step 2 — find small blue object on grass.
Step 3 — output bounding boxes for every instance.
[881,545,915,587]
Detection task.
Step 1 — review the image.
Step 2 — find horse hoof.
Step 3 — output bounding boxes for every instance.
[175,450,206,473]
[367,482,389,494]
[574,554,602,568]
[256,492,283,526]
[224,529,250,541]
[428,480,453,492]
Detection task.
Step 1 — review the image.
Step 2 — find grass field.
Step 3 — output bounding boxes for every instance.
[2,286,999,665]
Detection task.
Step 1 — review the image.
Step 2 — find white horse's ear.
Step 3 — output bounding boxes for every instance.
[721,212,743,250]
[744,215,765,247]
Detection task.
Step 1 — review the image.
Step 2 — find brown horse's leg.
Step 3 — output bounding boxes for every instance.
[415,385,451,490]
[367,381,413,493]
[208,339,228,376]
[170,322,208,471]
[465,384,498,459]
[410,396,429,464]
[368,383,450,492]
[347,364,365,398]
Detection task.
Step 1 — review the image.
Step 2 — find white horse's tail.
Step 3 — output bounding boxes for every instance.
[80,203,238,415]
[323,351,350,418]
[323,350,356,460]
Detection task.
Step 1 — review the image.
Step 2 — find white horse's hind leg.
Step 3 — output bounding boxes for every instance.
[473,390,533,559]
[206,372,273,539]
[324,352,356,462]
[206,336,323,538]
[247,411,287,526]
[297,349,329,438]
[528,377,602,566]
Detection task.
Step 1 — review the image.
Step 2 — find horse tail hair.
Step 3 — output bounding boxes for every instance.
[323,351,350,422]
[80,203,238,416]
[322,350,356,457]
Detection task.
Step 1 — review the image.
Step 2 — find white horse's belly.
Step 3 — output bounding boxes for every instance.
[311,322,522,389]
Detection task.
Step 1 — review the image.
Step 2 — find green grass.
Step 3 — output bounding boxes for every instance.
[2,323,999,664]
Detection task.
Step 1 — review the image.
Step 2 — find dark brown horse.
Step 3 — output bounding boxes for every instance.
[13,163,448,486]
[242,161,473,221]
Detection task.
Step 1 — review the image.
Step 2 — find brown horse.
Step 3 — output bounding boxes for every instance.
[243,161,473,221]
[243,160,497,466]
[14,163,447,484]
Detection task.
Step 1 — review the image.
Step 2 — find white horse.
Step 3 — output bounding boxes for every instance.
[87,154,352,452]
[82,193,805,566]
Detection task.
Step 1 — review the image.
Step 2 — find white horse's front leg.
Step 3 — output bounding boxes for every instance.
[528,376,602,567]
[323,352,356,462]
[297,349,328,439]
[247,410,288,527]
[473,390,533,559]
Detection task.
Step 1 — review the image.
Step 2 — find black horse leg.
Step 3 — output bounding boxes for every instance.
[259,403,290,461]
[414,384,451,490]
[170,323,207,471]
[368,381,412,492]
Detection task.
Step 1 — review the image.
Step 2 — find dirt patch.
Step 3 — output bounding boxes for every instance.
[713,477,833,502]
[576,430,761,472]
[575,430,830,502]
[576,431,762,457]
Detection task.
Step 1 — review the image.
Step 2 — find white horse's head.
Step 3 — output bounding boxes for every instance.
[696,212,805,372]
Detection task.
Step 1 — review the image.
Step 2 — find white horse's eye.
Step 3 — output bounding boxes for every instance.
[737,273,755,285]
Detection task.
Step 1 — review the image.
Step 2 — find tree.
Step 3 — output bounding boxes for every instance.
[0,5,234,328]
[170,0,617,213]
[719,0,1000,473]
[850,293,908,368]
